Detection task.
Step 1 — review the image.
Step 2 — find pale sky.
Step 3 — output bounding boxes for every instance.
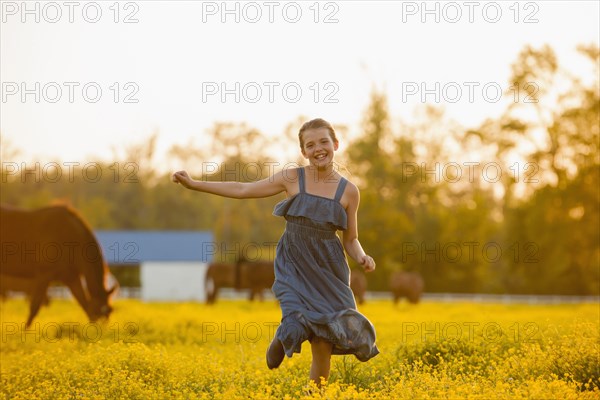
[1,1,599,169]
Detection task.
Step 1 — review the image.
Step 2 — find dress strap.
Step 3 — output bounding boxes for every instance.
[334,178,348,202]
[298,167,306,193]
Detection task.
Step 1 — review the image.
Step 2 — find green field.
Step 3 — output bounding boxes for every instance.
[1,299,598,399]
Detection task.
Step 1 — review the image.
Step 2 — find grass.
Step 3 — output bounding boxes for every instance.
[1,298,598,399]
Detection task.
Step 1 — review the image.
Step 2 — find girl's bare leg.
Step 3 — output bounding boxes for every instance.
[309,337,333,386]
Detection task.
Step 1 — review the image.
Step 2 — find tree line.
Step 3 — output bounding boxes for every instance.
[2,44,598,295]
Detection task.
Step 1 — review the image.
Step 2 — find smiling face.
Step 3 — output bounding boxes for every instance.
[300,127,339,169]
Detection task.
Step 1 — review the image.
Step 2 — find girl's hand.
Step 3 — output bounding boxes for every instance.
[360,255,376,273]
[172,170,194,189]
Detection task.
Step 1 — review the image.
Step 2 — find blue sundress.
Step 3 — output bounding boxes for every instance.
[272,167,379,361]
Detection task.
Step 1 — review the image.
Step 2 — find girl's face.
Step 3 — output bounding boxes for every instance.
[301,128,339,169]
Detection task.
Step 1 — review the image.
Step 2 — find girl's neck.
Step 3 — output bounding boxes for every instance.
[306,164,335,182]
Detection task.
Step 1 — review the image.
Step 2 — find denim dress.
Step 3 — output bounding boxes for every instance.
[272,167,379,361]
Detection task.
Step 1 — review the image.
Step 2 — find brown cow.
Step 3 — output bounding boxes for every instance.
[0,204,116,327]
[390,271,424,304]
[350,269,367,304]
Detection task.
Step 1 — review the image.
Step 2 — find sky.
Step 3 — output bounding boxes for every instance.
[1,0,599,170]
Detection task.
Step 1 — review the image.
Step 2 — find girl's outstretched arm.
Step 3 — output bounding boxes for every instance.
[342,184,376,272]
[172,170,288,199]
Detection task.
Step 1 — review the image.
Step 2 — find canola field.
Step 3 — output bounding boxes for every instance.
[1,298,598,399]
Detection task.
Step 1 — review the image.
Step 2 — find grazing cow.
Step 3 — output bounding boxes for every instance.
[350,269,367,304]
[390,271,424,304]
[0,205,117,327]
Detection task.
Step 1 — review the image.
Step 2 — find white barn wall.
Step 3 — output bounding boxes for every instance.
[141,262,208,301]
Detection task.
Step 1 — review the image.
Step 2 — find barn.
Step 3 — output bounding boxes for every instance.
[95,230,213,302]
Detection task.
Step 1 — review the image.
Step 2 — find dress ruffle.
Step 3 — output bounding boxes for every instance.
[277,310,379,362]
[273,193,348,231]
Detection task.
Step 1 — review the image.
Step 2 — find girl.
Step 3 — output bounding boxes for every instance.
[172,118,379,386]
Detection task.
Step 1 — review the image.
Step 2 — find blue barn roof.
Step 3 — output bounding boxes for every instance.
[95,230,214,264]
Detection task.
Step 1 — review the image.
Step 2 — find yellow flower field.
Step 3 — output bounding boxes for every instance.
[1,298,598,399]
